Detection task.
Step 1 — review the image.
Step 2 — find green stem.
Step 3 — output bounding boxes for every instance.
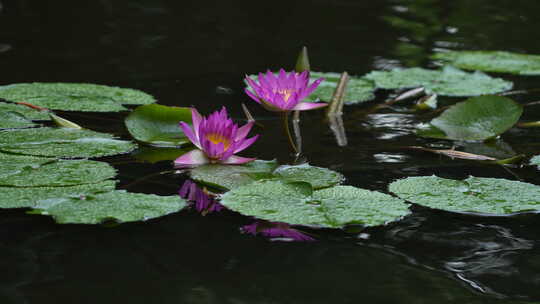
[282,112,298,154]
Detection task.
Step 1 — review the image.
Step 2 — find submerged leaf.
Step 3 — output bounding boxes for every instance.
[416,95,522,141]
[432,51,540,75]
[365,66,512,96]
[125,104,192,147]
[0,127,136,158]
[389,176,540,215]
[33,190,187,224]
[220,180,410,228]
[0,83,155,112]
[0,181,116,209]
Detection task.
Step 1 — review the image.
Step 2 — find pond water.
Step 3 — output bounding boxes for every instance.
[1,0,540,303]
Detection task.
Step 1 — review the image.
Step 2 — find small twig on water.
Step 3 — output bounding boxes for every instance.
[326,72,349,147]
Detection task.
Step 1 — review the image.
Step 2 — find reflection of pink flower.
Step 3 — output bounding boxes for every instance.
[179,180,223,214]
[174,107,259,167]
[245,69,327,112]
[242,221,315,242]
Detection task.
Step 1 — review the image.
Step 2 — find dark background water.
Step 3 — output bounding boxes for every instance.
[1,0,540,303]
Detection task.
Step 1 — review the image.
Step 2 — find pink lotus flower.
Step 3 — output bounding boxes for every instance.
[174,107,259,167]
[245,69,327,112]
[242,221,315,242]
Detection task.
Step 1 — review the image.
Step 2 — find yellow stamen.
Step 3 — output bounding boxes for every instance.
[273,89,295,102]
[205,133,231,150]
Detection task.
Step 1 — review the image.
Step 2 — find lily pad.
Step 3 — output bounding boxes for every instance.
[0,83,155,112]
[0,157,116,187]
[0,111,38,129]
[364,66,513,96]
[273,164,344,189]
[33,190,187,224]
[0,127,137,158]
[432,51,540,75]
[133,146,190,163]
[246,71,376,105]
[125,104,192,147]
[303,72,376,105]
[389,176,540,215]
[220,180,410,228]
[0,181,116,209]
[189,160,279,191]
[416,95,522,141]
[0,102,50,121]
[531,155,540,167]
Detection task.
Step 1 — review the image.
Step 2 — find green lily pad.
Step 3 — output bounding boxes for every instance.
[220,180,410,228]
[432,51,540,75]
[125,104,192,147]
[416,95,522,141]
[273,163,344,189]
[0,83,155,112]
[189,160,279,191]
[531,155,540,167]
[0,127,137,158]
[0,181,116,209]
[246,71,376,105]
[132,146,190,164]
[33,190,187,224]
[0,102,50,120]
[303,72,376,105]
[389,176,540,215]
[364,66,513,96]
[0,111,38,129]
[0,157,116,187]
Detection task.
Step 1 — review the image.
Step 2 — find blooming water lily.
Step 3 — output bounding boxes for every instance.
[245,69,327,112]
[174,107,259,167]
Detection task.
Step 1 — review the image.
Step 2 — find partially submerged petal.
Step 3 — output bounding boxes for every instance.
[292,102,328,111]
[174,149,209,167]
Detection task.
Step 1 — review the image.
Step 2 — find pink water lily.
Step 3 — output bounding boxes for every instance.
[244,69,327,112]
[174,107,259,167]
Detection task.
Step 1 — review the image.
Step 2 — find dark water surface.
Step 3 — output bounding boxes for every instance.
[1,0,540,303]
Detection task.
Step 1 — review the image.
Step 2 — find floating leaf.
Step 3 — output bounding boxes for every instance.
[416,95,522,141]
[0,181,116,209]
[365,66,513,96]
[221,180,410,228]
[531,155,540,167]
[389,176,540,215]
[125,104,192,147]
[133,146,189,164]
[0,102,50,121]
[189,160,279,191]
[0,83,155,112]
[0,152,53,178]
[246,72,376,105]
[273,163,344,189]
[0,158,116,187]
[0,111,38,129]
[0,127,136,158]
[33,190,187,224]
[432,51,540,75]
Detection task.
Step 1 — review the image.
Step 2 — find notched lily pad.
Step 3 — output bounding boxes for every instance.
[273,163,344,189]
[0,181,116,209]
[189,160,279,190]
[0,83,155,112]
[220,180,410,228]
[125,104,192,147]
[0,127,137,158]
[365,66,512,96]
[416,95,522,141]
[0,157,116,187]
[432,51,540,75]
[389,176,540,215]
[33,190,187,224]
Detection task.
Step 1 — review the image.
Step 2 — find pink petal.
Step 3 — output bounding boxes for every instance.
[179,122,201,148]
[235,121,254,141]
[244,88,262,104]
[233,134,259,153]
[302,77,324,98]
[191,108,203,139]
[292,102,328,111]
[221,155,256,165]
[174,149,209,167]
